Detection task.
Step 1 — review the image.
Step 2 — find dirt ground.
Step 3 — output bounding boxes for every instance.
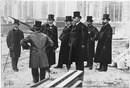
[1,34,130,88]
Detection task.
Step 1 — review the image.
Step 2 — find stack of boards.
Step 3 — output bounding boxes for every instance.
[31,70,83,88]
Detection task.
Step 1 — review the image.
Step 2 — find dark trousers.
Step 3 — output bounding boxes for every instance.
[11,57,19,70]
[57,57,68,68]
[57,56,63,67]
[31,68,46,82]
[87,57,93,67]
[75,60,84,71]
[75,60,84,80]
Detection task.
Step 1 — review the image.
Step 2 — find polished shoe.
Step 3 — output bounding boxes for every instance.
[16,68,19,71]
[54,66,62,68]
[14,69,19,72]
[33,80,39,83]
[98,68,107,72]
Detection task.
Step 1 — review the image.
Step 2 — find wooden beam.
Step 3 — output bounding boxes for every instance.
[55,70,83,87]
[70,80,82,88]
[44,70,76,87]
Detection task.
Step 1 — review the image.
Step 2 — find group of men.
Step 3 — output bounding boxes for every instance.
[6,11,112,83]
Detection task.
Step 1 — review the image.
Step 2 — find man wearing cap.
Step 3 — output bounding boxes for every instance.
[20,21,54,83]
[69,11,88,72]
[84,16,99,70]
[54,16,73,68]
[6,19,24,72]
[94,14,112,72]
[41,14,58,68]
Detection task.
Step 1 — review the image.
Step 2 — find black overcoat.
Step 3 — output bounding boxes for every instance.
[94,23,112,64]
[41,23,58,65]
[87,25,99,60]
[6,28,24,58]
[20,32,53,68]
[59,25,72,64]
[69,22,88,62]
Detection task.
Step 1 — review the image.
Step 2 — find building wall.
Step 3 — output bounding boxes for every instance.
[1,1,130,23]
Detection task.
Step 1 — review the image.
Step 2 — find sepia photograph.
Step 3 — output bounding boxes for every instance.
[1,0,130,88]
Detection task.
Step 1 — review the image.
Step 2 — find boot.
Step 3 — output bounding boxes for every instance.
[98,64,107,72]
[54,65,62,68]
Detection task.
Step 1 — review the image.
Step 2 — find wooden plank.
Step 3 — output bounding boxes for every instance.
[55,70,83,87]
[30,78,50,88]
[71,80,82,87]
[44,70,76,87]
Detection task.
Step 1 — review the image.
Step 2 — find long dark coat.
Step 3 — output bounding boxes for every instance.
[87,25,99,60]
[94,23,112,64]
[59,25,72,64]
[69,22,88,63]
[20,32,54,68]
[6,28,24,58]
[41,24,58,65]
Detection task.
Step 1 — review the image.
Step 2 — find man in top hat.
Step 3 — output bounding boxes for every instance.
[69,11,88,72]
[6,19,24,72]
[20,21,53,83]
[84,16,99,70]
[40,14,58,69]
[54,16,73,68]
[94,14,112,72]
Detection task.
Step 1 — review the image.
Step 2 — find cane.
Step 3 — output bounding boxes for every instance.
[48,71,51,80]
[3,51,10,72]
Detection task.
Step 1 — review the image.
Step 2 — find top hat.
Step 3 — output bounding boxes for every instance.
[102,14,110,21]
[65,16,73,21]
[33,21,42,28]
[13,19,19,25]
[73,11,82,18]
[47,14,55,20]
[86,16,93,22]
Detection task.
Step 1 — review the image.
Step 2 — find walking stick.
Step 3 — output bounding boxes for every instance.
[3,51,10,72]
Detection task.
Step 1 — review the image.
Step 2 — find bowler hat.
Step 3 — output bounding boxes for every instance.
[65,16,72,21]
[47,14,55,20]
[102,14,110,21]
[13,19,19,25]
[86,16,93,22]
[33,21,42,28]
[73,11,82,18]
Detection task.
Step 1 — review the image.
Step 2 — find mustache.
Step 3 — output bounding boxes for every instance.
[102,22,106,25]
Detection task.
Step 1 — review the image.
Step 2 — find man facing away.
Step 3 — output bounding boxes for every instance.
[20,21,53,83]
[6,19,24,72]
